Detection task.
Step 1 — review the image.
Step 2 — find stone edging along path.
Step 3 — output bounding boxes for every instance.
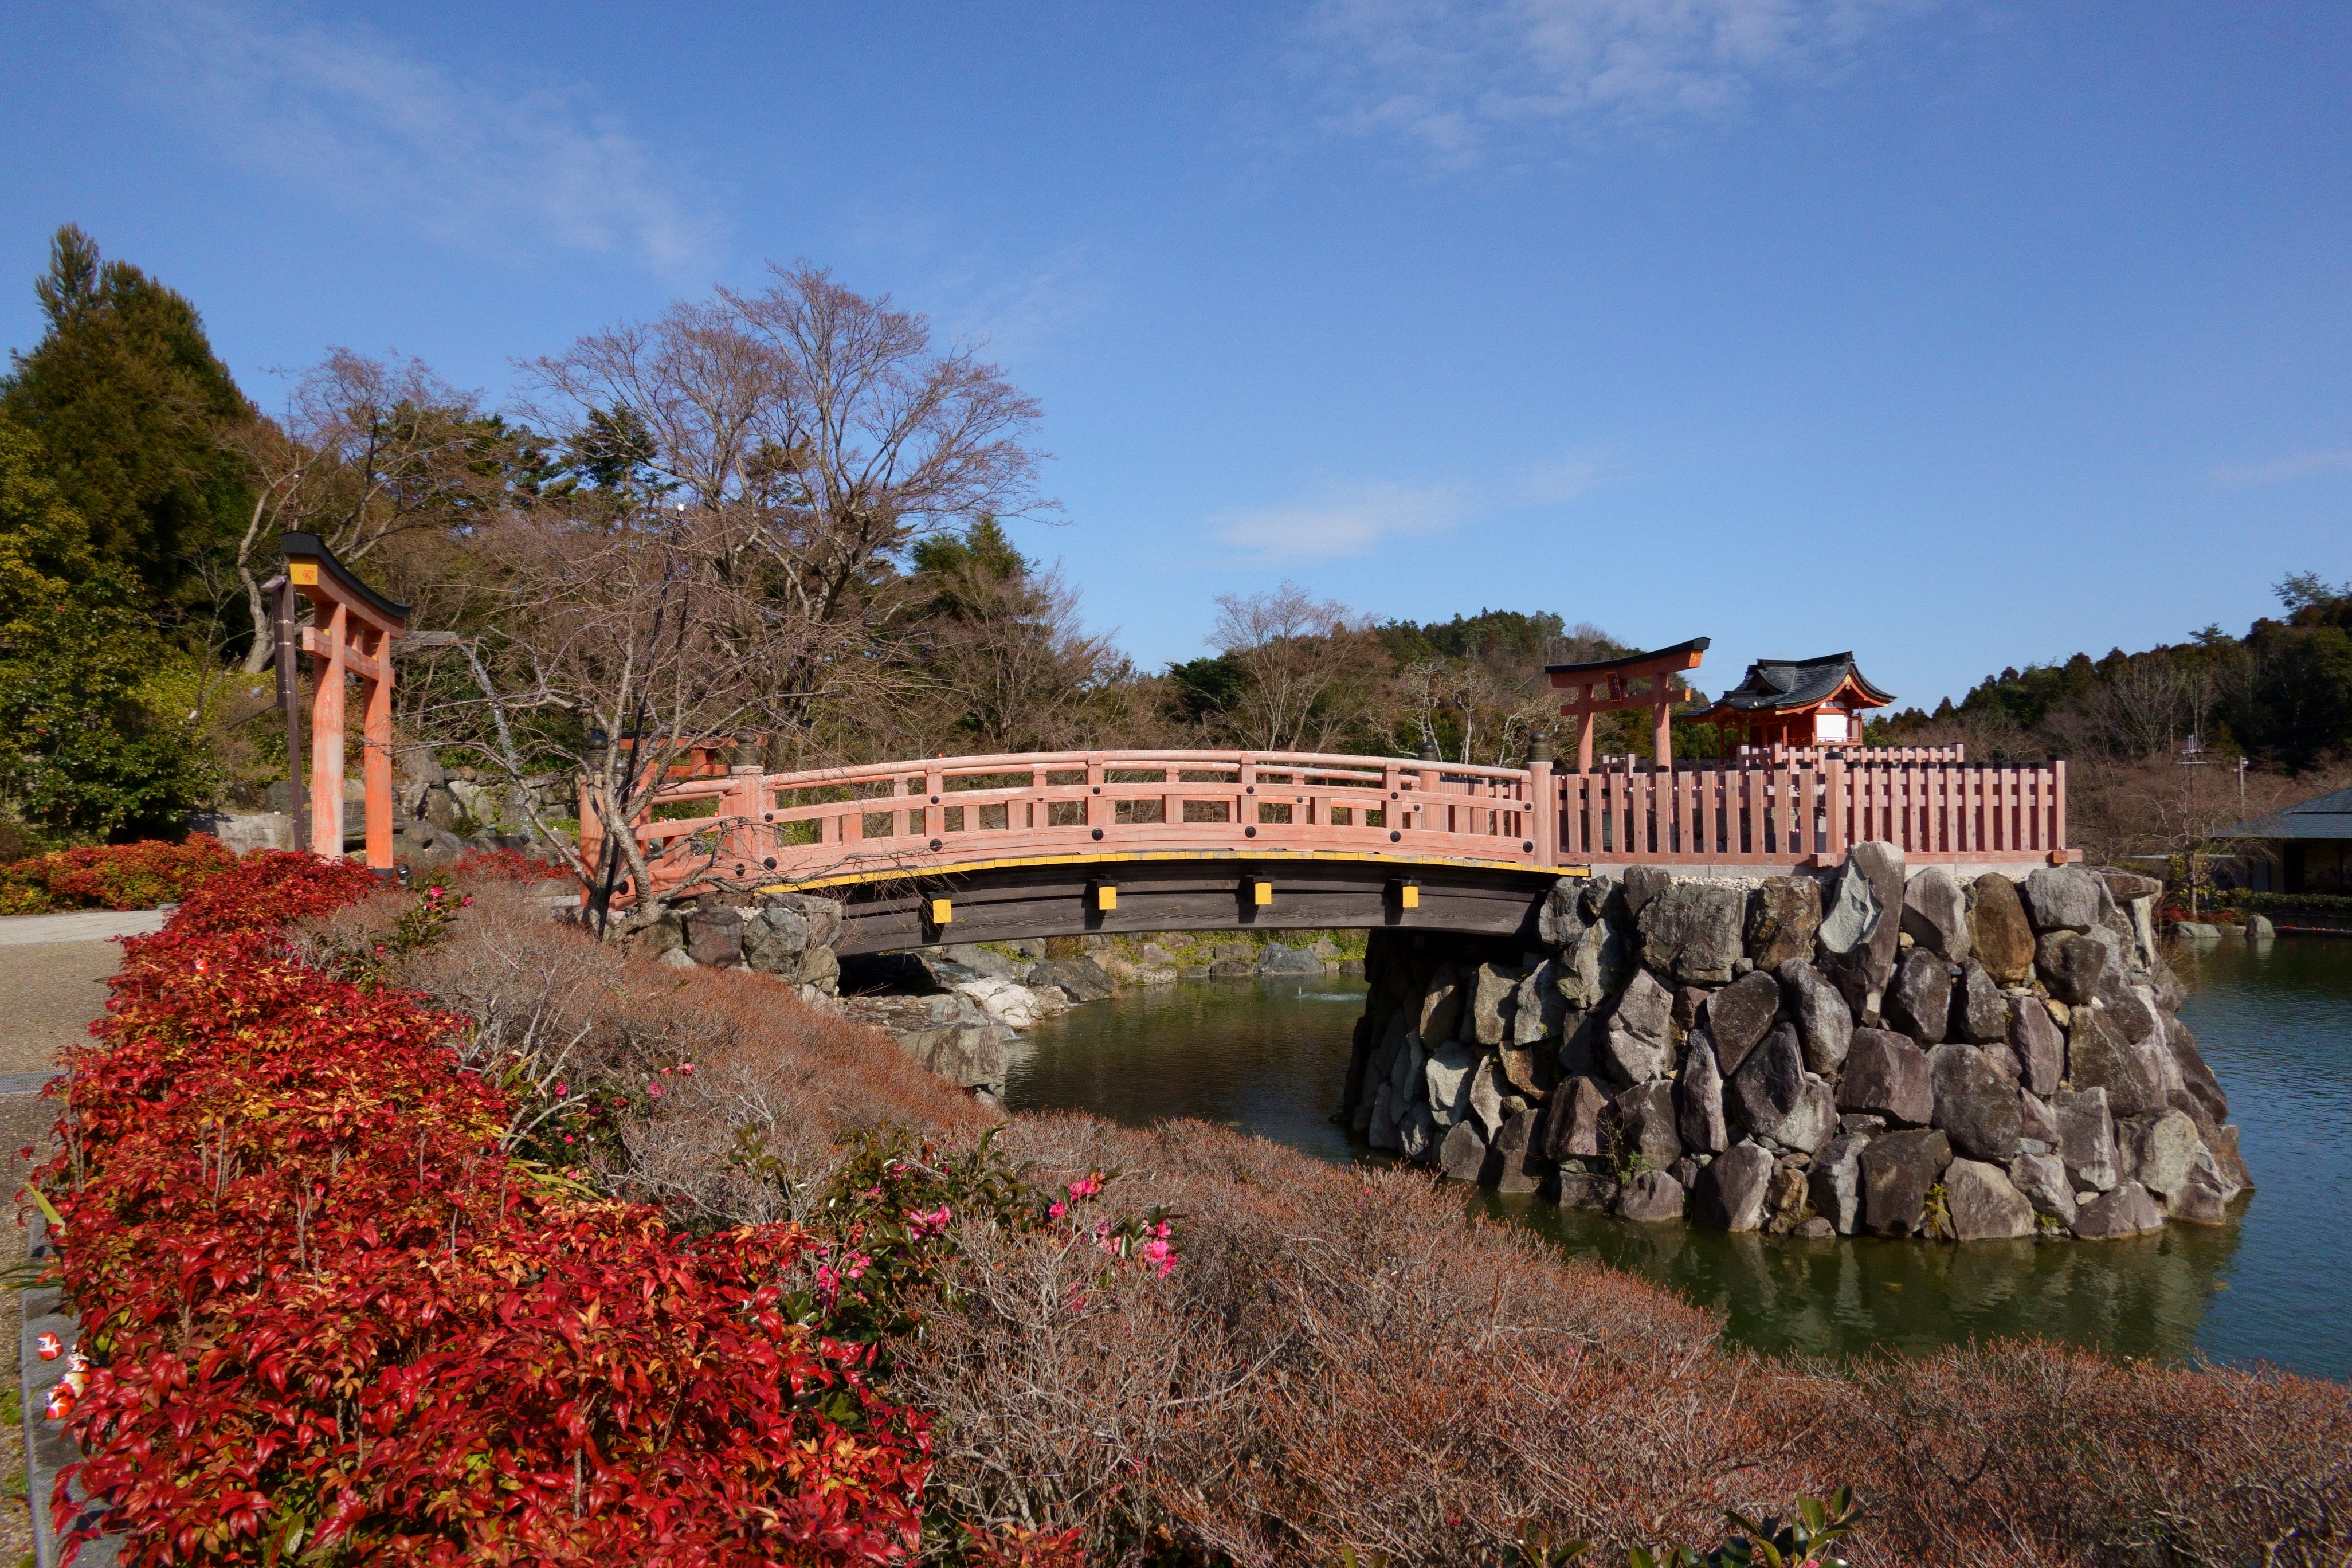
[1347,849,2251,1242]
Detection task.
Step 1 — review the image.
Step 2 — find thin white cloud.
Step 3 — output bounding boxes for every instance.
[938,244,1111,366]
[1210,480,1471,560]
[2210,449,2352,487]
[116,0,724,277]
[1296,0,1928,164]
[1208,448,1613,561]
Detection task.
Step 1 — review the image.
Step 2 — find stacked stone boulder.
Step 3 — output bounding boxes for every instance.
[1345,850,2251,1242]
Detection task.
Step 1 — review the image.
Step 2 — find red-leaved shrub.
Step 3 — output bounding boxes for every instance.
[0,833,238,915]
[41,850,930,1565]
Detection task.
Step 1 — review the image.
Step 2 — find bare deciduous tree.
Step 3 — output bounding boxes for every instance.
[225,350,502,672]
[520,263,1052,759]
[405,508,850,933]
[1208,582,1378,753]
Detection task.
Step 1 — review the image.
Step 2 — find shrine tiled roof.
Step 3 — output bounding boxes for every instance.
[1700,652,1894,714]
[2228,787,2352,841]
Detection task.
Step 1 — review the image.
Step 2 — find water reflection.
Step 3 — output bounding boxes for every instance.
[1006,939,2351,1378]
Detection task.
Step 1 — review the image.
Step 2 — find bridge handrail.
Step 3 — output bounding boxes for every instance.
[589,746,2073,904]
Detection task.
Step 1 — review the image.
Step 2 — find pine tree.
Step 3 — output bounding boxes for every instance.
[0,225,254,611]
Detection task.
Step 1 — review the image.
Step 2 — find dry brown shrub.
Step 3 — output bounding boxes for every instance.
[311,878,990,1222]
[304,884,2352,1566]
[903,1116,1829,1565]
[1833,1341,2352,1567]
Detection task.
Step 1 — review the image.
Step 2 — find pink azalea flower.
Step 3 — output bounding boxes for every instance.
[646,1081,664,1097]
[1048,1201,1067,1220]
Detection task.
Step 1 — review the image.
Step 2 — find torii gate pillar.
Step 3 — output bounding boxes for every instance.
[282,532,410,869]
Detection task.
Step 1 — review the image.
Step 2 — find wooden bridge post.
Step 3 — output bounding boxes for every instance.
[1526,731,1555,866]
[1085,752,1105,828]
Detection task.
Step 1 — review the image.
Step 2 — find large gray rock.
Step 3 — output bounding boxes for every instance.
[2021,865,2104,934]
[1366,1082,1401,1151]
[1553,918,1628,1008]
[2161,1014,2229,1124]
[1537,878,1591,947]
[1842,841,1908,989]
[1770,1076,1839,1155]
[892,1021,1010,1091]
[1809,1132,1870,1234]
[1489,1108,1549,1194]
[1424,1041,1477,1128]
[1600,969,1678,1085]
[1817,852,1884,959]
[1616,1168,1687,1222]
[1621,867,1674,921]
[1512,962,1569,1046]
[1398,1100,1438,1164]
[1692,1140,1774,1232]
[763,891,843,951]
[684,906,747,967]
[1636,880,1748,985]
[2169,1166,2237,1225]
[2008,1150,2077,1227]
[1726,1024,1805,1139]
[2071,1181,2165,1239]
[2053,1087,2122,1193]
[940,942,1020,979]
[1837,1029,1935,1126]
[1902,867,1973,961]
[1418,970,1464,1044]
[1387,1030,1428,1112]
[1469,962,1522,1045]
[1556,1170,1619,1212]
[2036,931,2116,1006]
[1704,969,1782,1075]
[1746,877,1822,969]
[1928,1044,2022,1161]
[2121,1108,2208,1206]
[1884,949,1953,1045]
[1969,873,2039,984]
[2008,997,2065,1097]
[1540,1075,1611,1160]
[1778,958,1854,1073]
[2018,1087,2061,1147]
[1259,943,1324,974]
[742,903,816,973]
[1949,961,2009,1044]
[1468,1057,1508,1138]
[1676,1038,1729,1154]
[1613,1080,1684,1172]
[2067,1006,2167,1118]
[1439,1121,1492,1184]
[1947,1151,2041,1241]
[1030,956,1115,1003]
[1859,1128,1952,1236]
[1944,1157,2036,1241]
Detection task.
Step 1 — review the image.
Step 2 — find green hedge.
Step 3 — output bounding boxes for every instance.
[2210,889,2352,919]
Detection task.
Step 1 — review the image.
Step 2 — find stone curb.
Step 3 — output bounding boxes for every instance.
[19,1215,119,1567]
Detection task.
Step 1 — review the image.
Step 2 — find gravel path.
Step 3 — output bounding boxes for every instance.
[0,909,156,1561]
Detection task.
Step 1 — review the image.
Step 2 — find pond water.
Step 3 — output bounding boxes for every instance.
[1003,936,2352,1379]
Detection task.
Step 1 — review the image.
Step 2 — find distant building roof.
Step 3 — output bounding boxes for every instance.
[2229,786,2352,841]
[1691,652,1895,719]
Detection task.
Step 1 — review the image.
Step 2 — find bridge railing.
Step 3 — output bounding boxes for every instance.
[590,747,2069,901]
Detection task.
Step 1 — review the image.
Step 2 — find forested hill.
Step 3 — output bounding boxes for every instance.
[1872,573,2352,771]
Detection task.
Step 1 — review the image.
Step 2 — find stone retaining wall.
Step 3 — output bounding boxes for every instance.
[1346,846,2251,1241]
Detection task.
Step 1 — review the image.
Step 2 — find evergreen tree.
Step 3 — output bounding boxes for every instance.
[0,420,214,838]
[0,225,253,611]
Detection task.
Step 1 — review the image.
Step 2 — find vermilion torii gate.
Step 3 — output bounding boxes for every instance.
[276,532,408,870]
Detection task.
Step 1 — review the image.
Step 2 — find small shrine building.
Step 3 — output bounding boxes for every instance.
[1686,652,1895,750]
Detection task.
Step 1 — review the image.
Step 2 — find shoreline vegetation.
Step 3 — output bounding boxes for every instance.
[26,853,2350,1565]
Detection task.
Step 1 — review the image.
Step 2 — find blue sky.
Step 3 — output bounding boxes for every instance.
[5,1,2348,709]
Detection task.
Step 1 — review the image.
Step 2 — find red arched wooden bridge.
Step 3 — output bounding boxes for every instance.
[590,746,2075,955]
